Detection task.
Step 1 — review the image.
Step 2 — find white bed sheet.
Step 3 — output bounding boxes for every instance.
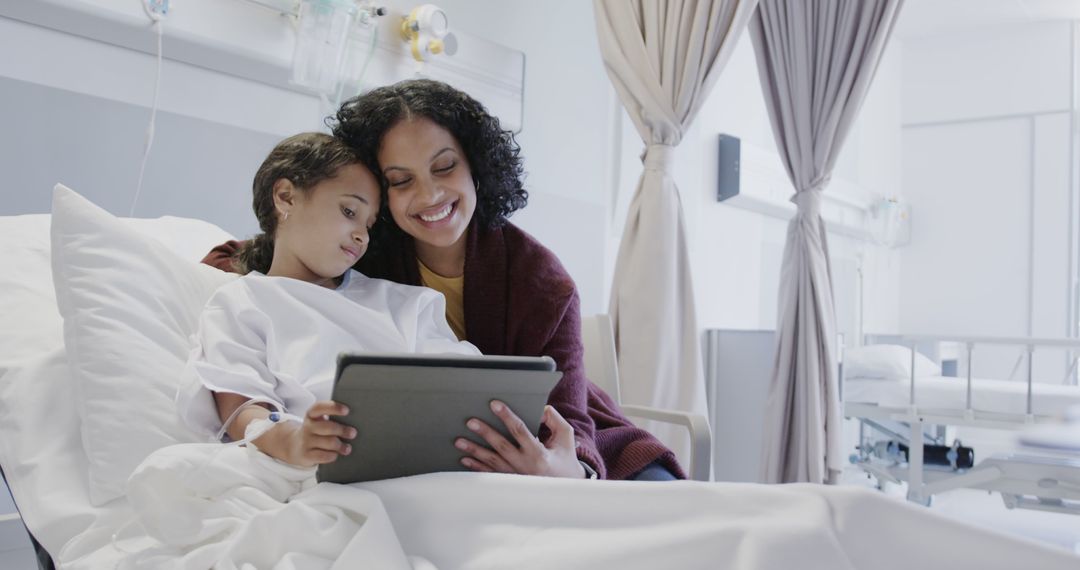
[57,443,1080,570]
[844,375,1080,417]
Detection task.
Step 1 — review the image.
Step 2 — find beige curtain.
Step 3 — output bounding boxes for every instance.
[594,0,758,461]
[752,0,904,484]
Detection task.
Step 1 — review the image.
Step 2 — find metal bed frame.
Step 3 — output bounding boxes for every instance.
[845,335,1080,513]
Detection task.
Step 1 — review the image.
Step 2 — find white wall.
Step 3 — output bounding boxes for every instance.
[899,20,1076,382]
[0,0,906,344]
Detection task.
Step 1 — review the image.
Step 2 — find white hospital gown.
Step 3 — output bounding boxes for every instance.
[177,269,479,439]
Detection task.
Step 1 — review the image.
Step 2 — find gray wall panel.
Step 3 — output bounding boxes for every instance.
[0,76,279,239]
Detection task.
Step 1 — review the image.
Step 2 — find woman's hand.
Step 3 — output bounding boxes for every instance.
[455,401,586,479]
[270,401,356,467]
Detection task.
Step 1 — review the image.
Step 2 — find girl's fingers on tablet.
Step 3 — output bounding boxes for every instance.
[308,420,356,439]
[306,449,340,465]
[307,401,349,419]
[308,434,350,455]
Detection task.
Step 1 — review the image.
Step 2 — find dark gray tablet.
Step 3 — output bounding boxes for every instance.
[316,353,562,484]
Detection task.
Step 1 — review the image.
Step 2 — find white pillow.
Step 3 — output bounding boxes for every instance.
[844,344,941,381]
[50,184,238,506]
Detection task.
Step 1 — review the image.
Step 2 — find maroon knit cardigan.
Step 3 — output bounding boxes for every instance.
[201,221,683,480]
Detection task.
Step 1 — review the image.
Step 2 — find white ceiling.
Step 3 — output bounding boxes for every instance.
[895,0,1080,39]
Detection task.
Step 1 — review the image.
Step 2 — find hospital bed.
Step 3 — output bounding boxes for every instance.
[2,189,1078,569]
[844,335,1080,512]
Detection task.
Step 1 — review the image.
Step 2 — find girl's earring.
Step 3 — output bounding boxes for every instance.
[283,211,289,222]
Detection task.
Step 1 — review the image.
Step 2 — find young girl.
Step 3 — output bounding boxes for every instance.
[176,133,494,468]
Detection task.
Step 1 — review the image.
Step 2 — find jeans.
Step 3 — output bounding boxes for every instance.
[630,461,678,481]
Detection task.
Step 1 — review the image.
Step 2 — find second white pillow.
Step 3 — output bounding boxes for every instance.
[844,344,941,381]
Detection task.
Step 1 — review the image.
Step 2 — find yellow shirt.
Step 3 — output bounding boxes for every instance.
[417,259,466,341]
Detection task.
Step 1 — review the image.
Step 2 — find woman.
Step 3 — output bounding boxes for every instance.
[204,80,681,480]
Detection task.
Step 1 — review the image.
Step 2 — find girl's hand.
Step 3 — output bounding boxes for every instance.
[278,401,356,467]
[455,401,587,479]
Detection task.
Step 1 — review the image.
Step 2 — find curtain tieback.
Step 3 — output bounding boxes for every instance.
[642,143,675,173]
[790,183,828,218]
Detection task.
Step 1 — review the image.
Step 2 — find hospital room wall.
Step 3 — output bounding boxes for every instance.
[899,21,1076,382]
[0,0,906,339]
[0,0,614,315]
[606,31,904,339]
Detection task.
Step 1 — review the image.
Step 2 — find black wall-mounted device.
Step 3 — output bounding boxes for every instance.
[717,133,740,202]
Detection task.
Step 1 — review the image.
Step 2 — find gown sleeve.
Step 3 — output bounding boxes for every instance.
[176,288,282,439]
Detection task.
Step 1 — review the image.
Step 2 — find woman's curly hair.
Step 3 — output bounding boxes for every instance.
[329,79,527,233]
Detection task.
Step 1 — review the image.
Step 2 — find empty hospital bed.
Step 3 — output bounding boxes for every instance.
[844,335,1080,512]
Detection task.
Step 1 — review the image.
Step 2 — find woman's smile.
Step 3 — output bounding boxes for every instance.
[415,200,458,225]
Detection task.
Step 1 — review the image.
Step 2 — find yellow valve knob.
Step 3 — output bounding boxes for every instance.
[428,39,444,55]
[401,7,421,40]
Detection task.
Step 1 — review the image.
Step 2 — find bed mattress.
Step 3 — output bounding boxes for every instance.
[844,375,1080,417]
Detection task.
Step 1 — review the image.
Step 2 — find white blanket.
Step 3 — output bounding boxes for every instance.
[60,444,1080,570]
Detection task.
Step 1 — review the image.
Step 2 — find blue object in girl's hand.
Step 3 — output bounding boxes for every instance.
[269,412,280,422]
